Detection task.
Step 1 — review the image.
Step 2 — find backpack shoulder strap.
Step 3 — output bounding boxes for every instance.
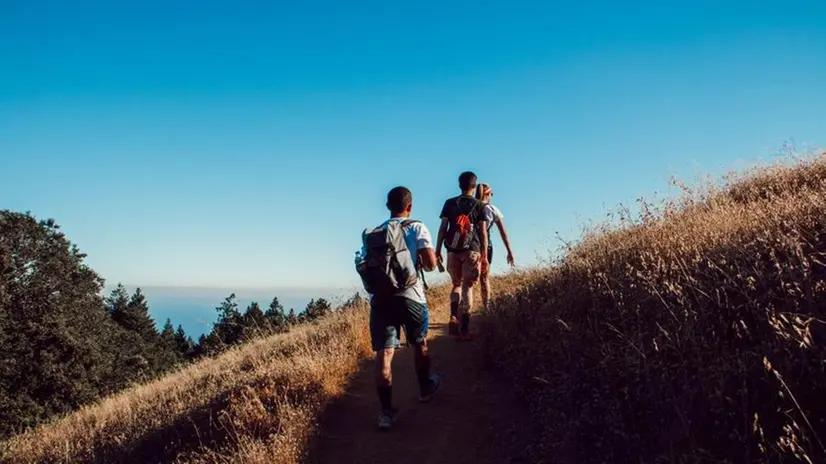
[400,219,421,228]
[456,196,477,216]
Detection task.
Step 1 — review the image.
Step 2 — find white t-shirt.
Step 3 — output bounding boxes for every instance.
[361,217,434,305]
[484,204,504,231]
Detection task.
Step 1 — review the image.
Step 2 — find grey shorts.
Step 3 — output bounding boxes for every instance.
[369,296,429,351]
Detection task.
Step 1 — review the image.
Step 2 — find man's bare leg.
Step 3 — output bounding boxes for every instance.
[412,337,442,402]
[376,347,395,415]
[413,339,431,391]
[480,269,490,309]
[460,278,473,336]
[459,252,480,338]
[448,253,463,336]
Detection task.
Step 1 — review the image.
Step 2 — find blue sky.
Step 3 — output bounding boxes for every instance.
[2,0,825,291]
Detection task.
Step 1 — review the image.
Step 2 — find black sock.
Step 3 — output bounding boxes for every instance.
[377,385,392,411]
[450,301,459,318]
[460,313,470,333]
[416,358,432,390]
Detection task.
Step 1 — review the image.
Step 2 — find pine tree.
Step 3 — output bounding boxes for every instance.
[342,292,364,309]
[106,284,130,318]
[147,317,181,369]
[212,294,243,348]
[112,288,159,343]
[216,293,241,323]
[126,289,159,341]
[160,319,176,351]
[191,334,208,358]
[174,325,192,358]
[242,301,266,339]
[286,308,298,326]
[112,288,178,375]
[200,330,224,356]
[304,298,332,322]
[265,296,287,333]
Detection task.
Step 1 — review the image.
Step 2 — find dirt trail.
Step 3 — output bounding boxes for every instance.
[308,305,532,464]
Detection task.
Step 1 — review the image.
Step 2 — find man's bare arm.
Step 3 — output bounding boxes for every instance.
[435,217,448,257]
[418,247,437,272]
[495,220,514,264]
[479,221,489,258]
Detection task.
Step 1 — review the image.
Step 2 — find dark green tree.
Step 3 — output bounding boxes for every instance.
[304,298,332,322]
[242,301,266,339]
[106,283,130,317]
[191,334,208,358]
[265,296,287,333]
[123,288,159,342]
[212,293,243,347]
[0,211,139,438]
[174,325,193,358]
[160,319,177,351]
[286,308,298,326]
[342,292,364,309]
[216,293,241,322]
[200,330,225,356]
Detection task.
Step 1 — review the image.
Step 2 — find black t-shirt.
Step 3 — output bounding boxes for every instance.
[439,195,492,252]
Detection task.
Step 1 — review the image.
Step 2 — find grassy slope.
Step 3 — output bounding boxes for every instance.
[7,154,826,463]
[481,154,826,463]
[2,308,371,464]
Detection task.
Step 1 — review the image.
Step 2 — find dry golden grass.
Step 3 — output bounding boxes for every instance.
[1,306,371,464]
[8,152,826,464]
[480,152,826,463]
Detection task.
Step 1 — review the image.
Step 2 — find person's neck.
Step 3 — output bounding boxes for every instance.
[461,189,476,197]
[390,212,411,219]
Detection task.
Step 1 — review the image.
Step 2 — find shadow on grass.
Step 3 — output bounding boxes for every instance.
[82,392,235,464]
[84,378,327,464]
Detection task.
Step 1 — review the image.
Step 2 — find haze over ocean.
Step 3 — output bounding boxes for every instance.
[113,285,358,338]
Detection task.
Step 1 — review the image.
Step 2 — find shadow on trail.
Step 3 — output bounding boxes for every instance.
[306,321,536,464]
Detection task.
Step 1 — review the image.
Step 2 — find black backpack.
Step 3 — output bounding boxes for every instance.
[356,220,424,297]
[445,198,477,251]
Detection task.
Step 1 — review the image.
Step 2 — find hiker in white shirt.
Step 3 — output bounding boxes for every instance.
[476,183,515,309]
[358,186,442,430]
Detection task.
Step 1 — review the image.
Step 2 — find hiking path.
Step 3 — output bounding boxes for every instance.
[308,303,532,464]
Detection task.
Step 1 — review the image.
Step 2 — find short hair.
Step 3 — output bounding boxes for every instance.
[386,186,412,214]
[459,171,477,191]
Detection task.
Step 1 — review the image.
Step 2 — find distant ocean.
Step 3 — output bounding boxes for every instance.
[109,286,360,339]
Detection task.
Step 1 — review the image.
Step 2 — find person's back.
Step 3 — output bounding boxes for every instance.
[442,194,486,253]
[356,186,441,430]
[436,171,491,339]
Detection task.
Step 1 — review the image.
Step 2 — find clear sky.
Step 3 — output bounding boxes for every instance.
[2,0,825,291]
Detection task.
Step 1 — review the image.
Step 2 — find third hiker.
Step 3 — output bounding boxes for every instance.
[476,182,515,309]
[435,171,492,340]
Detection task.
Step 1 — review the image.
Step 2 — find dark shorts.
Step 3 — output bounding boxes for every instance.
[370,296,429,351]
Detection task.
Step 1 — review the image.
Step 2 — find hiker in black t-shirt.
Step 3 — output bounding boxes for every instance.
[435,171,492,340]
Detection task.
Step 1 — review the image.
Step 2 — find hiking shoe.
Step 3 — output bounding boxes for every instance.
[448,317,460,336]
[377,409,395,430]
[419,374,442,403]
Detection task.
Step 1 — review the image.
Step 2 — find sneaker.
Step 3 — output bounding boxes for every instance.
[448,317,460,336]
[418,374,442,403]
[377,409,395,430]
